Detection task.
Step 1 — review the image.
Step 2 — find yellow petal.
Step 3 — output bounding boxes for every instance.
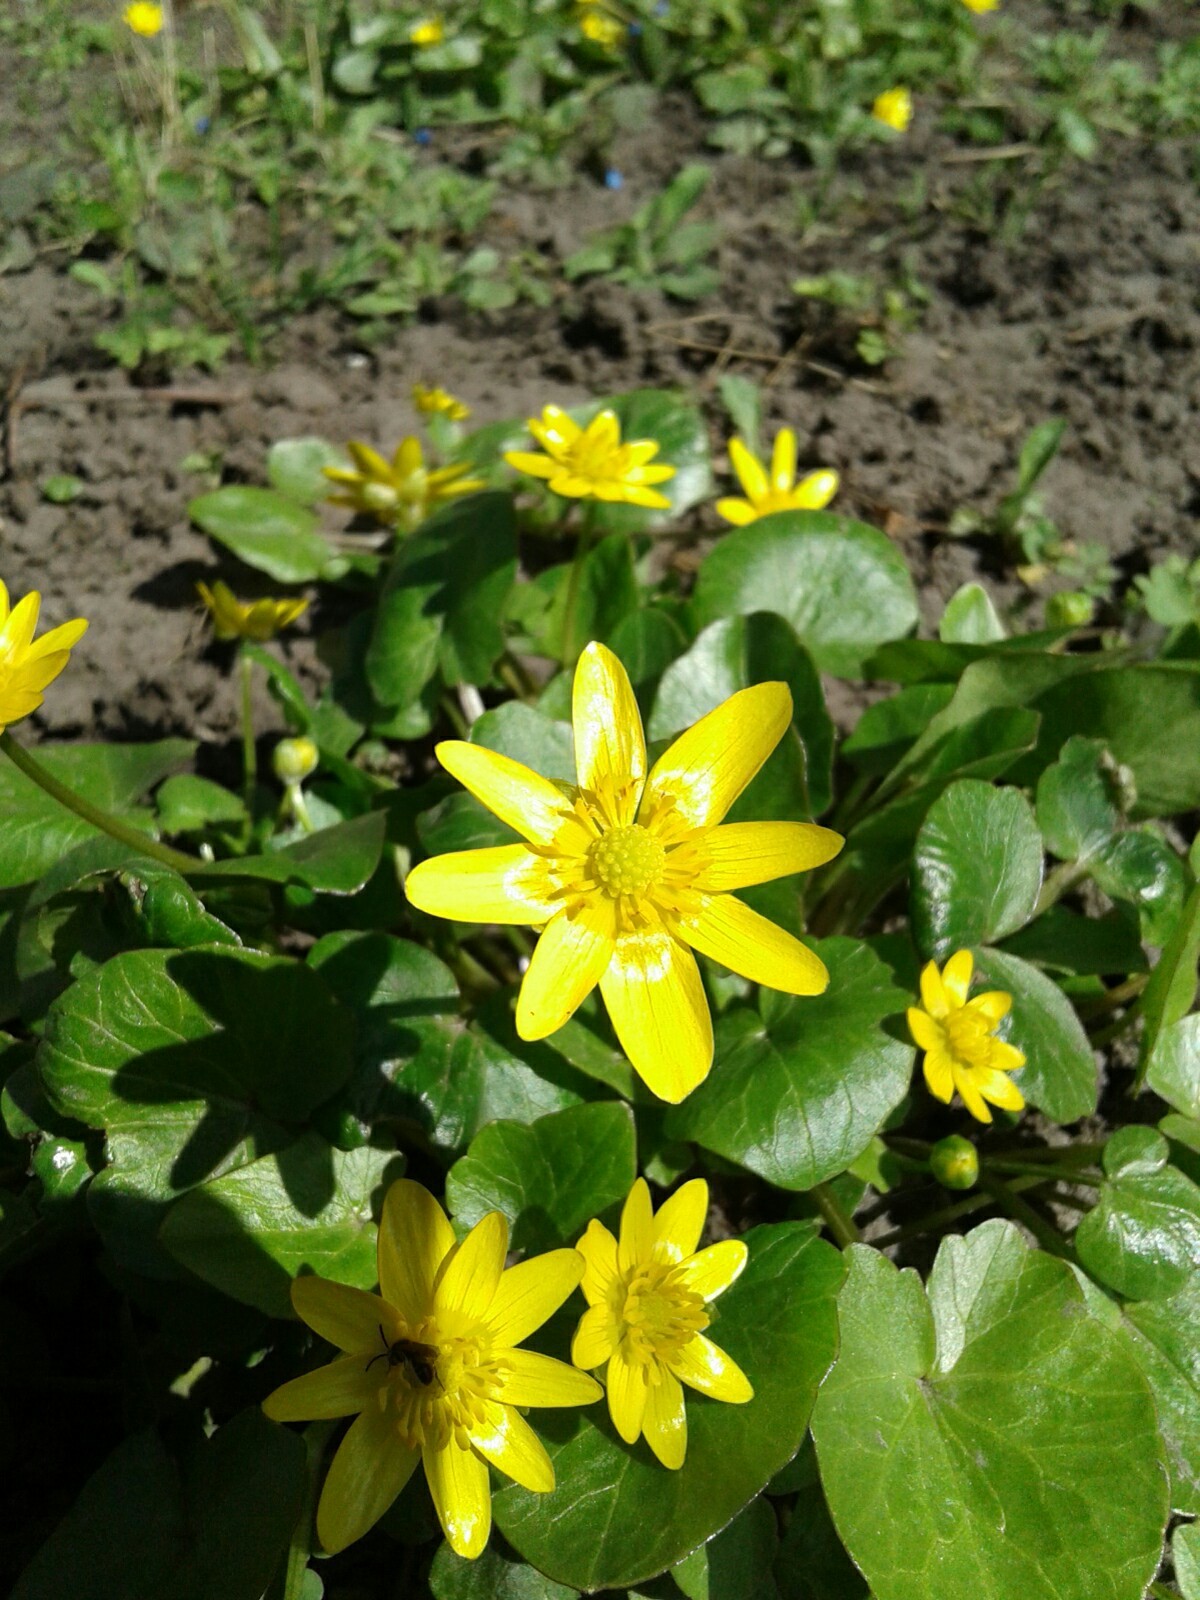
[316,1406,420,1554]
[642,682,792,830]
[572,641,646,810]
[643,1369,687,1469]
[651,1178,708,1263]
[291,1277,391,1353]
[576,1217,619,1303]
[919,959,949,1019]
[404,845,557,926]
[728,437,768,503]
[796,469,838,510]
[263,1355,381,1422]
[942,949,974,1006]
[499,1348,603,1407]
[0,580,9,626]
[680,894,828,995]
[378,1179,455,1327]
[606,1348,648,1443]
[584,408,621,453]
[693,821,843,892]
[955,1066,993,1123]
[771,428,797,493]
[504,450,557,480]
[530,405,581,452]
[469,1401,555,1493]
[977,1068,1026,1112]
[434,740,568,845]
[615,483,673,510]
[2,591,40,655]
[517,903,615,1040]
[907,1008,941,1053]
[618,1177,654,1272]
[487,1250,583,1347]
[675,1239,748,1302]
[424,1436,491,1560]
[668,1332,753,1403]
[922,1046,954,1103]
[990,1039,1027,1073]
[571,1303,617,1369]
[393,436,423,476]
[348,440,393,480]
[23,616,88,662]
[600,930,713,1102]
[969,990,1012,1024]
[715,497,758,527]
[435,1210,508,1325]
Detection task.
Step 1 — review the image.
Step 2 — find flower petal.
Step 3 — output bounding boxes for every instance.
[969,990,1012,1024]
[576,1217,619,1304]
[796,469,838,510]
[771,428,797,493]
[23,616,88,662]
[651,1178,709,1263]
[316,1405,420,1554]
[919,959,949,1019]
[571,1303,617,1370]
[907,1008,941,1053]
[517,902,616,1040]
[668,1332,753,1403]
[954,1065,993,1123]
[291,1277,392,1353]
[469,1401,555,1493]
[642,682,792,831]
[405,845,557,926]
[922,1046,954,1103]
[424,1436,491,1560]
[2,591,41,655]
[675,1239,747,1302]
[679,894,828,995]
[347,440,393,480]
[504,450,557,480]
[499,1348,603,1407]
[600,930,713,1103]
[729,437,768,503]
[378,1179,455,1326]
[990,1039,1027,1073]
[643,1369,688,1469]
[942,949,974,1006]
[976,1068,1026,1112]
[693,821,844,892]
[435,1210,508,1325]
[715,496,758,527]
[487,1250,583,1347]
[263,1355,382,1422]
[619,1177,654,1271]
[434,740,569,845]
[606,1349,648,1443]
[572,641,646,809]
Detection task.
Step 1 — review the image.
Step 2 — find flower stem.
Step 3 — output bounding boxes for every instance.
[872,1174,1047,1250]
[976,1171,1074,1260]
[811,1182,861,1249]
[239,643,257,827]
[0,731,196,875]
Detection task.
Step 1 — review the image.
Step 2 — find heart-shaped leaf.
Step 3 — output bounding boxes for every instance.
[911,780,1043,958]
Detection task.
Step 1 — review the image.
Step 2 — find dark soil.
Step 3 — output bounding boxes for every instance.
[2,53,1199,749]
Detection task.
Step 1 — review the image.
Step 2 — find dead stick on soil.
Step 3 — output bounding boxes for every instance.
[940,142,1039,164]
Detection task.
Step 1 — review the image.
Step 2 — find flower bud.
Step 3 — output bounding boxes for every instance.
[273,736,318,786]
[930,1134,979,1190]
[1046,590,1094,628]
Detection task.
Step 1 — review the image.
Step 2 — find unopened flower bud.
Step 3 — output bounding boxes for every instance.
[273,736,318,786]
[930,1134,979,1191]
[1046,590,1094,629]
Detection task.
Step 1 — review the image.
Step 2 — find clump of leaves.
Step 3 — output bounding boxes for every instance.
[565,163,721,300]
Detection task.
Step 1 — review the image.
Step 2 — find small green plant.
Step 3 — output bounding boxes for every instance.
[792,266,929,365]
[565,163,721,300]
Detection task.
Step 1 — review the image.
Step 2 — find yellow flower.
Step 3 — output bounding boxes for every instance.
[961,0,998,12]
[405,642,843,1102]
[409,18,444,45]
[872,87,913,133]
[323,438,486,530]
[579,8,625,47]
[413,384,470,422]
[572,1178,752,1468]
[715,430,839,527]
[505,406,676,510]
[0,583,87,738]
[907,950,1026,1124]
[123,1,163,36]
[196,580,307,642]
[262,1179,601,1559]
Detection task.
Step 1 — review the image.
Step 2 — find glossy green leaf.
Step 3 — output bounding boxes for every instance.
[446,1102,634,1251]
[495,1223,843,1591]
[672,1496,779,1600]
[470,700,574,782]
[999,904,1146,977]
[911,780,1043,958]
[1035,736,1122,864]
[588,387,713,533]
[189,485,336,582]
[1091,828,1189,946]
[1138,883,1200,1084]
[1146,1014,1200,1118]
[1175,1518,1200,1599]
[429,1542,576,1600]
[773,1479,867,1600]
[1119,1273,1200,1514]
[1075,1126,1200,1301]
[155,774,246,835]
[267,435,347,503]
[842,683,955,775]
[160,1135,401,1316]
[811,1223,1167,1600]
[667,940,913,1191]
[189,810,387,894]
[972,947,1097,1122]
[939,583,1006,645]
[693,511,918,677]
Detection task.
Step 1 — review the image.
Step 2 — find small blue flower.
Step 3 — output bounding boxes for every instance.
[414,127,432,146]
[604,168,624,190]
[194,114,211,135]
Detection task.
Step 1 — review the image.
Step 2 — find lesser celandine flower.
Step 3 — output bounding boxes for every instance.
[123,1,164,36]
[408,18,444,45]
[579,7,624,48]
[961,0,998,12]
[505,406,675,510]
[413,384,470,422]
[196,580,307,642]
[572,1178,751,1468]
[262,1180,601,1559]
[716,429,839,527]
[405,641,843,1101]
[907,949,1026,1124]
[323,438,485,530]
[0,583,87,737]
[872,88,913,133]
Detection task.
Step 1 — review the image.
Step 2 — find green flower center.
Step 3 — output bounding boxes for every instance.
[362,481,400,511]
[944,1005,994,1068]
[617,1262,708,1365]
[589,824,666,899]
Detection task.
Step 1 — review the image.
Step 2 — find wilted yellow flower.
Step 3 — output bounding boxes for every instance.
[196,580,307,642]
[0,583,87,737]
[579,8,624,47]
[872,87,913,133]
[123,1,164,36]
[405,642,843,1102]
[961,0,998,12]
[323,438,486,530]
[716,430,839,527]
[907,950,1026,1124]
[572,1178,751,1469]
[505,406,675,510]
[409,17,444,45]
[263,1180,601,1559]
[413,384,470,422]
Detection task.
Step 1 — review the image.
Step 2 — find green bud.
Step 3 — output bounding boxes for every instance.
[930,1134,979,1191]
[273,736,319,785]
[1045,590,1095,629]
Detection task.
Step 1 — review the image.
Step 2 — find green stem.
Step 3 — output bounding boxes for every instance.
[1149,1586,1181,1600]
[984,1158,1102,1187]
[873,1174,1046,1250]
[239,643,257,826]
[0,731,196,875]
[811,1183,861,1248]
[1033,858,1090,917]
[977,1171,1074,1260]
